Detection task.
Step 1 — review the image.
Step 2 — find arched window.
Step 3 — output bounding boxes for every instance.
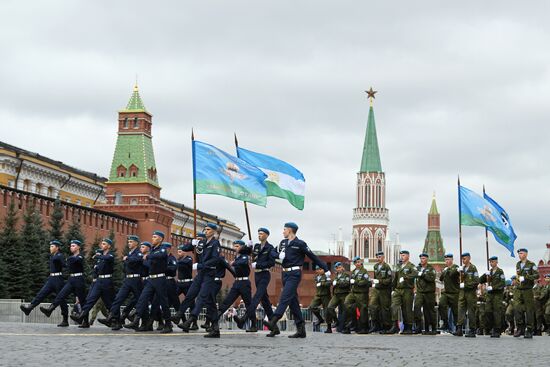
[114,192,122,205]
[364,238,369,259]
[117,165,127,178]
[123,118,128,128]
[133,117,139,128]
[130,198,138,205]
[129,164,139,178]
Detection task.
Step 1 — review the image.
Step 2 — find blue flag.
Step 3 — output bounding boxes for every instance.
[459,185,517,257]
[192,141,268,206]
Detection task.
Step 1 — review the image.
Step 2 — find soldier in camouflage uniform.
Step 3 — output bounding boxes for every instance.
[505,276,522,335]
[479,256,505,337]
[543,274,550,335]
[514,248,539,339]
[475,285,487,335]
[369,251,393,333]
[343,256,371,334]
[308,265,332,329]
[533,279,545,336]
[454,252,479,338]
[386,250,418,334]
[438,253,459,332]
[413,253,437,334]
[325,262,350,333]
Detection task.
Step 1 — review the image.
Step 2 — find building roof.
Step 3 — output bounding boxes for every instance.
[121,84,147,112]
[360,106,382,173]
[429,194,439,215]
[0,140,107,184]
[107,134,159,186]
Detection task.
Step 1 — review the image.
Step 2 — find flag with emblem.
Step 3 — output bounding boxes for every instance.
[193,141,268,206]
[237,147,305,210]
[459,185,517,256]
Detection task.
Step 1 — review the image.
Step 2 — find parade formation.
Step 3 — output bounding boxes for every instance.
[18,222,549,339]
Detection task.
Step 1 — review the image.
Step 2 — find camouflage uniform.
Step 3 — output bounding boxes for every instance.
[479,267,505,335]
[369,261,393,331]
[515,260,539,334]
[326,271,350,329]
[343,266,371,333]
[439,264,460,330]
[414,263,437,333]
[309,272,332,325]
[390,261,418,333]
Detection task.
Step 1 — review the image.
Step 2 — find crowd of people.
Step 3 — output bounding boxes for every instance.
[19,222,549,339]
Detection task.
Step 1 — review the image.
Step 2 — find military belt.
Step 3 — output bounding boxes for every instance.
[149,273,165,279]
[166,276,174,280]
[126,274,140,278]
[214,277,221,281]
[283,266,301,272]
[255,269,269,273]
[178,279,193,283]
[235,277,249,281]
[98,274,112,279]
[70,273,83,277]
[50,272,63,276]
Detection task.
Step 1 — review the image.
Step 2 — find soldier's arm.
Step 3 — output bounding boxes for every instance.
[423,267,436,282]
[201,244,221,268]
[224,258,237,278]
[321,275,331,287]
[355,271,371,287]
[97,253,115,263]
[527,264,540,281]
[479,273,487,284]
[167,259,177,273]
[404,266,418,280]
[493,270,505,291]
[380,266,393,286]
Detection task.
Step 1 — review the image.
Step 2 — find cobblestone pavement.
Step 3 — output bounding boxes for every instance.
[0,322,547,367]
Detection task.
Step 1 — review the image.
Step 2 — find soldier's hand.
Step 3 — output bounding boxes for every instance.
[192,263,198,270]
[123,256,128,261]
[278,252,285,260]
[486,286,493,292]
[460,282,465,289]
[485,271,490,276]
[332,280,336,286]
[325,271,331,277]
[373,279,380,284]
[519,276,525,282]
[399,277,404,283]
[251,262,256,269]
[350,279,355,284]
[191,239,199,246]
[316,282,321,287]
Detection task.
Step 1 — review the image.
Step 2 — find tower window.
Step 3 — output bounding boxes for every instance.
[129,164,139,178]
[117,164,127,177]
[123,118,128,128]
[114,192,122,205]
[133,117,139,128]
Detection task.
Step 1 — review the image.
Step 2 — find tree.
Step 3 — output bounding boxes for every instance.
[0,200,30,300]
[21,200,48,299]
[48,199,64,242]
[0,258,7,298]
[63,212,85,257]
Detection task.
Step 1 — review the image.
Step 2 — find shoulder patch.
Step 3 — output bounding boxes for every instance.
[533,265,538,270]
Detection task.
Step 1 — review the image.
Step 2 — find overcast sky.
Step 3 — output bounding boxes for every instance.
[1,1,549,276]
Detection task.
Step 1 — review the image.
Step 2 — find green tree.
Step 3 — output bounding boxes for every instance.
[63,212,85,257]
[0,258,7,298]
[48,199,64,242]
[0,201,30,300]
[21,201,48,299]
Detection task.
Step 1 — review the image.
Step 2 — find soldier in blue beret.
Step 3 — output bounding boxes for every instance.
[413,253,437,335]
[263,222,329,338]
[40,240,86,327]
[371,251,392,333]
[71,238,116,327]
[479,255,505,337]
[438,253,460,333]
[234,227,279,333]
[150,242,180,331]
[387,250,418,334]
[325,262,350,333]
[454,252,480,337]
[21,240,69,327]
[171,244,197,329]
[98,235,144,330]
[514,247,539,338]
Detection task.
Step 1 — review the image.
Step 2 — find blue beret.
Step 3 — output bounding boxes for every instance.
[102,238,113,246]
[489,256,498,261]
[505,280,512,286]
[233,240,245,246]
[376,251,384,257]
[258,227,270,235]
[444,253,454,258]
[419,253,429,258]
[284,222,299,231]
[50,240,62,247]
[399,250,409,255]
[461,252,471,257]
[511,275,517,279]
[334,262,342,268]
[352,256,362,262]
[153,230,165,238]
[70,239,82,246]
[141,241,152,248]
[161,242,172,248]
[205,223,218,231]
[517,248,528,253]
[197,232,206,238]
[545,273,550,278]
[127,235,140,242]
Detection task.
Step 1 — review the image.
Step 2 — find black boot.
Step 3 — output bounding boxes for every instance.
[453,326,463,336]
[368,321,379,333]
[401,324,413,335]
[514,326,524,337]
[136,317,151,332]
[266,323,281,337]
[246,324,258,332]
[324,324,333,333]
[161,320,173,334]
[40,304,56,317]
[98,312,115,327]
[57,315,69,327]
[171,312,183,324]
[465,329,476,338]
[124,317,141,330]
[289,323,306,338]
[156,319,165,331]
[234,315,246,329]
[490,328,500,338]
[78,316,90,328]
[200,320,211,329]
[190,320,199,331]
[204,321,220,338]
[385,322,400,334]
[111,319,122,331]
[263,315,281,332]
[179,315,197,332]
[524,328,533,339]
[20,304,35,316]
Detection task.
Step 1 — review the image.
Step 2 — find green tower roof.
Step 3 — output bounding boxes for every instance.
[360,106,382,173]
[429,194,439,215]
[121,85,147,112]
[108,135,159,187]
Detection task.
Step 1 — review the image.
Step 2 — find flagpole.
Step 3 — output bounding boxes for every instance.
[483,185,490,270]
[192,129,197,237]
[457,175,463,266]
[234,133,252,240]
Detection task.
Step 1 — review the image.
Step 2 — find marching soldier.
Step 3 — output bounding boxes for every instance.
[475,285,487,335]
[98,235,144,330]
[454,252,479,338]
[504,275,519,335]
[533,279,545,336]
[543,274,550,335]
[413,253,437,335]
[173,244,194,327]
[234,228,278,333]
[217,240,253,331]
[39,240,86,327]
[263,222,329,338]
[514,248,539,339]
[71,239,116,327]
[325,262,350,333]
[387,250,417,334]
[20,240,69,326]
[151,242,180,331]
[479,255,505,337]
[308,265,332,330]
[369,251,392,333]
[343,256,371,334]
[438,253,459,333]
